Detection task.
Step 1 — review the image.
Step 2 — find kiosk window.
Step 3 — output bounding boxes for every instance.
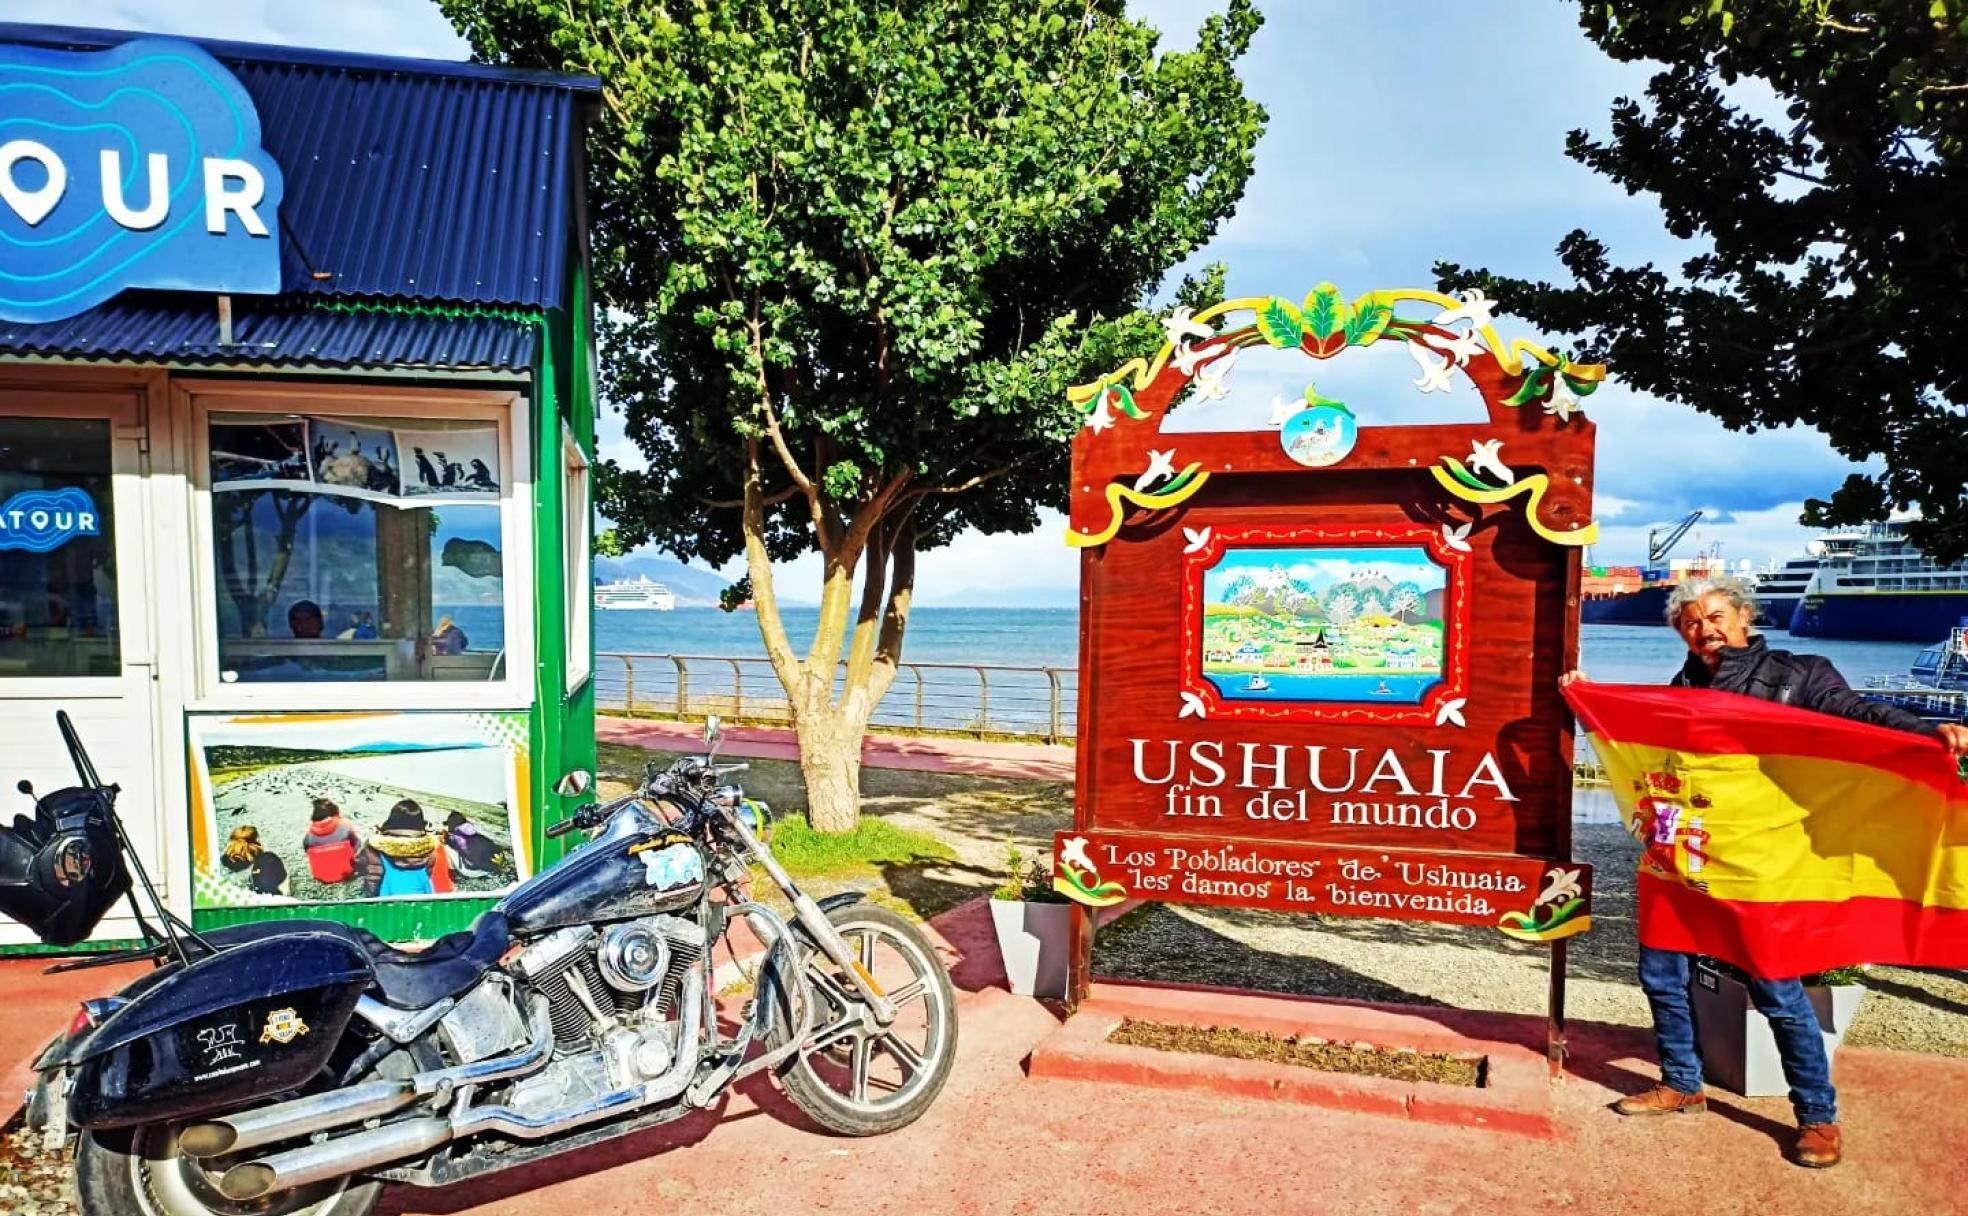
[207,412,509,684]
[0,416,120,678]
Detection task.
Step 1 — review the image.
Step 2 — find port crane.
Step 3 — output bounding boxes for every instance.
[1648,510,1703,567]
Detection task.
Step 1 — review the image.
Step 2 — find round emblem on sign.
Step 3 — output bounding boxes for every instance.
[1279,395,1356,468]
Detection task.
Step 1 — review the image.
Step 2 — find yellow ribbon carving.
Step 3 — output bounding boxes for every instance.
[1429,465,1598,548]
[1065,469,1211,548]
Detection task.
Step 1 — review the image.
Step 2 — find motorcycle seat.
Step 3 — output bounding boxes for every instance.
[201,911,510,1011]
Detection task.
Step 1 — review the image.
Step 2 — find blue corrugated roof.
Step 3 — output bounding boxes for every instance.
[0,296,538,372]
[0,23,594,371]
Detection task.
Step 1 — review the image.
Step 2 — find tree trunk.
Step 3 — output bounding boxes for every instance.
[796,702,866,834]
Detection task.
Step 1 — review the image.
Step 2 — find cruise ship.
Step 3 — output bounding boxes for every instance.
[1750,556,1819,629]
[1787,521,1968,641]
[593,576,676,611]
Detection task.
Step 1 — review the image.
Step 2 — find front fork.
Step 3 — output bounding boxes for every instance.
[719,810,899,1026]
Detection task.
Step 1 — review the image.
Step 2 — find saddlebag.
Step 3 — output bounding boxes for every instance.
[65,932,372,1129]
[0,786,131,945]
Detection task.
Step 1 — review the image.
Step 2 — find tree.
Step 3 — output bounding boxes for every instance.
[443,0,1265,829]
[1389,583,1422,623]
[1326,589,1359,627]
[1437,1,1968,561]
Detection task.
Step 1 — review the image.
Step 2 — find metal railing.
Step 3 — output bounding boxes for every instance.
[595,652,1078,743]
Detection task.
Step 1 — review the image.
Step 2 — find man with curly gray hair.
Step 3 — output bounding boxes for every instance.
[1566,572,1968,1169]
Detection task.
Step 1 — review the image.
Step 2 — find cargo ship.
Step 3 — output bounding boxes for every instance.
[1786,521,1968,641]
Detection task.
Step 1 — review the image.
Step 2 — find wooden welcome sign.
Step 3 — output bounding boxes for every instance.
[1055,286,1602,1039]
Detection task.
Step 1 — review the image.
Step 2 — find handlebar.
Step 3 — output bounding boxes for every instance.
[544,817,584,839]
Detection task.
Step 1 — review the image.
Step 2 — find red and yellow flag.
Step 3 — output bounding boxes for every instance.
[1565,683,1968,978]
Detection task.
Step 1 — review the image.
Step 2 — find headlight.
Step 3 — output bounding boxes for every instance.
[738,798,773,843]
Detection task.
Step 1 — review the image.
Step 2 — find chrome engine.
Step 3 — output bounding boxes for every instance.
[442,915,707,1122]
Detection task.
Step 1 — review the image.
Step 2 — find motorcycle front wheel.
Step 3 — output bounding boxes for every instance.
[771,903,957,1136]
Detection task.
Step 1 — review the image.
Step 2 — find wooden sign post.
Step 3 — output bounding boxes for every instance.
[1055,287,1602,1073]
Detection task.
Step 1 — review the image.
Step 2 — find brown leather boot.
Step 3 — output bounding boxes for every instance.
[1793,1123,1842,1168]
[1613,1084,1708,1116]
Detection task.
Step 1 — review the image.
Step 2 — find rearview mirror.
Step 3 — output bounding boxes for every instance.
[704,716,722,756]
[553,769,593,798]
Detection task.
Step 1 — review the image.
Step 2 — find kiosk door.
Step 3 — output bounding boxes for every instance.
[0,392,163,946]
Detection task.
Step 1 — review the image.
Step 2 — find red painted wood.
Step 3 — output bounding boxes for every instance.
[1067,298,1596,957]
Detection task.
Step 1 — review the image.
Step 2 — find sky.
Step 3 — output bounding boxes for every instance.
[13,0,1875,604]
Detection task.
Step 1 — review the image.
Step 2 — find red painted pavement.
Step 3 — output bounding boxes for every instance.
[1029,981,1559,1138]
[5,900,1967,1214]
[598,715,1076,783]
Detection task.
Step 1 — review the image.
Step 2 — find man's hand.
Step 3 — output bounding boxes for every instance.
[1937,723,1968,759]
[1559,670,1589,688]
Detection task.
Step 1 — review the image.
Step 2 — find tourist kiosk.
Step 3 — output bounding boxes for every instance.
[0,25,601,947]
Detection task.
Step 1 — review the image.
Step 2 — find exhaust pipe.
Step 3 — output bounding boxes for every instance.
[184,992,554,1161]
[218,1118,452,1202]
[220,971,707,1202]
[181,1080,418,1157]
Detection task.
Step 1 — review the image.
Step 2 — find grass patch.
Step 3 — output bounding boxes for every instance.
[1106,1018,1484,1087]
[764,812,956,880]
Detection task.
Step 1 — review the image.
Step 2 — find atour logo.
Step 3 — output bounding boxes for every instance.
[0,488,101,554]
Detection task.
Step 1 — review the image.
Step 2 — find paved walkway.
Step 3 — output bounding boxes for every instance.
[598,715,1076,783]
[6,900,1966,1215]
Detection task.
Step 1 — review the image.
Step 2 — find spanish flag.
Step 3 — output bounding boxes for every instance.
[1565,683,1968,978]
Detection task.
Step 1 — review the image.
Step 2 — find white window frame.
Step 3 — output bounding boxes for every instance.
[562,422,592,691]
[181,379,534,711]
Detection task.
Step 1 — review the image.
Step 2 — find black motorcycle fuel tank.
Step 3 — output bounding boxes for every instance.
[66,932,371,1129]
[500,808,705,935]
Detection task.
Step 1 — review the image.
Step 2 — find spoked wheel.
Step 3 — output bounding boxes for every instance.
[772,903,957,1136]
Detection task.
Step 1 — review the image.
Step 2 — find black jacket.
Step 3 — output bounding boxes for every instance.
[1672,635,1937,737]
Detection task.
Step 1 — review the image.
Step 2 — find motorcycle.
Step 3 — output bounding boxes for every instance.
[5,712,957,1216]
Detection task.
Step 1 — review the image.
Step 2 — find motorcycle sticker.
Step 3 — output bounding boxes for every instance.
[260,1007,311,1045]
[637,843,704,891]
[196,1021,246,1067]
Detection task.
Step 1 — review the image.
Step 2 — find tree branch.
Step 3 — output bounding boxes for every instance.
[871,510,919,704]
[914,460,1022,497]
[696,484,800,511]
[843,516,891,694]
[740,437,806,700]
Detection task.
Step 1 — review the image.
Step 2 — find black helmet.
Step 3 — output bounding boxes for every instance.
[0,786,131,946]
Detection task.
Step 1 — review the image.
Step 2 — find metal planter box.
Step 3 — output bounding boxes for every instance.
[989,899,1074,999]
[1691,959,1864,1098]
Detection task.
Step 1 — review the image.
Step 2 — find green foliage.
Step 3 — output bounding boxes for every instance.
[992,840,1069,903]
[1438,0,1968,562]
[442,0,1266,573]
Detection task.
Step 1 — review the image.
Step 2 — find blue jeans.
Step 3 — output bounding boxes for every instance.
[1637,945,1837,1125]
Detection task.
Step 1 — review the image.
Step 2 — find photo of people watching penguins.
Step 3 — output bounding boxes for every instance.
[190,714,524,906]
